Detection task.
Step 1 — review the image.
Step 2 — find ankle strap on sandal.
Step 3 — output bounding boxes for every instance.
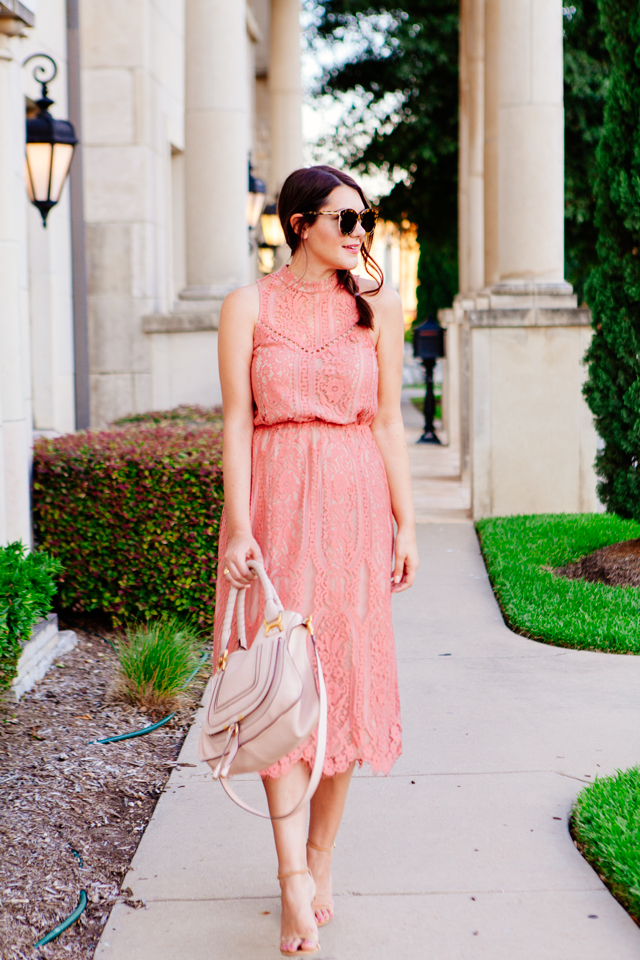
[277,867,311,881]
[306,840,335,854]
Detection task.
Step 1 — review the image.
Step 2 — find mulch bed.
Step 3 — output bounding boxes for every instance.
[0,621,207,959]
[556,537,640,588]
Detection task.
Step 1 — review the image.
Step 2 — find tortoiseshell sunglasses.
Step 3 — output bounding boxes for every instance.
[304,207,378,236]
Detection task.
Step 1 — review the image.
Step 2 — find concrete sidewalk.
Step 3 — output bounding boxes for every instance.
[96,520,640,960]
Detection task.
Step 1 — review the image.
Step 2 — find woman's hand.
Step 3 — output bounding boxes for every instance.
[391,527,419,593]
[223,533,264,589]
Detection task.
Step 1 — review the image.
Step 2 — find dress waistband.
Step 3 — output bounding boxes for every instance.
[253,419,372,431]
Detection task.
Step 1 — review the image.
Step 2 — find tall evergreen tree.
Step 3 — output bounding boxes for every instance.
[563,0,609,303]
[583,0,640,516]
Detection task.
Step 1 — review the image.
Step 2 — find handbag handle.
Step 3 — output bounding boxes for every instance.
[215,560,328,819]
[219,559,284,655]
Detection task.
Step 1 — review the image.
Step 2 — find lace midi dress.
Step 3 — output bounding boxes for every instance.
[213,265,402,777]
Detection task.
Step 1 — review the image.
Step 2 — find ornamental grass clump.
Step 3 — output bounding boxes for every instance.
[0,542,63,690]
[572,767,640,922]
[112,617,206,713]
[32,422,224,626]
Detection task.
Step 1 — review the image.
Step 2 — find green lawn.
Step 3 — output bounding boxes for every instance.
[476,513,640,653]
[572,769,640,923]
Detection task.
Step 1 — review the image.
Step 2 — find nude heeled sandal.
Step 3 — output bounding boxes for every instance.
[277,868,320,957]
[306,840,335,927]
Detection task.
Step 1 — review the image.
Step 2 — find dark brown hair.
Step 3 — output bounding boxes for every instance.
[276,165,384,329]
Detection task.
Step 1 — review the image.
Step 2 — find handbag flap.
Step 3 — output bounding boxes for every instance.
[205,635,286,734]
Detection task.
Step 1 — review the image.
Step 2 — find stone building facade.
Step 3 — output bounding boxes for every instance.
[0,0,302,547]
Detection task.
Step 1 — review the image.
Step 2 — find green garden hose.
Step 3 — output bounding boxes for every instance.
[91,711,176,744]
[33,652,210,947]
[34,890,88,949]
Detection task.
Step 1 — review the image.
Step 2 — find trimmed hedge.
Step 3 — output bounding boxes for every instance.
[112,404,223,427]
[32,423,224,626]
[0,542,63,689]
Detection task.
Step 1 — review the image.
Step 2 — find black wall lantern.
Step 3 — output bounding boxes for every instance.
[413,315,446,444]
[23,53,77,227]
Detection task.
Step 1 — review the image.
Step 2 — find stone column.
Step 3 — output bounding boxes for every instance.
[183,0,250,300]
[269,0,303,193]
[496,0,565,286]
[483,0,499,287]
[458,0,484,295]
[458,0,470,295]
[0,26,32,546]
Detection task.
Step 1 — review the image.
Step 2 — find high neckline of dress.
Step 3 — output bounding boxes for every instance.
[278,265,340,293]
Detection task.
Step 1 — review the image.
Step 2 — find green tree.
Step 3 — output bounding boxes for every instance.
[563,0,609,303]
[311,0,459,319]
[583,0,640,517]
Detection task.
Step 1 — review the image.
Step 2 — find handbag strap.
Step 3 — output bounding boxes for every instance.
[219,629,328,820]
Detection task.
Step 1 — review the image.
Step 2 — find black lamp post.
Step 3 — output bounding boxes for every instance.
[247,160,266,229]
[23,54,77,227]
[412,315,445,444]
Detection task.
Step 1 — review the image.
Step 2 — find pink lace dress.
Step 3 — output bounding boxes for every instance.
[213,265,402,777]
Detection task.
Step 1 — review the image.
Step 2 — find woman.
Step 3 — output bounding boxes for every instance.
[215,164,418,955]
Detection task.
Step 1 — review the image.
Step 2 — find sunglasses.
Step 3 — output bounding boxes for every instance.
[304,208,378,236]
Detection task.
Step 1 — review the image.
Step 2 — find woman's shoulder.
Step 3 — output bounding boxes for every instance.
[357,276,401,306]
[357,277,403,328]
[220,283,260,336]
[222,281,261,312]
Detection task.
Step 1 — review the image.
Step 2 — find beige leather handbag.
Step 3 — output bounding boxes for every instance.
[198,560,327,819]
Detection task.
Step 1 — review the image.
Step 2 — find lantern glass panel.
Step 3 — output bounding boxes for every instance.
[49,143,74,202]
[25,142,53,201]
[258,246,275,274]
[246,191,265,229]
[260,212,286,248]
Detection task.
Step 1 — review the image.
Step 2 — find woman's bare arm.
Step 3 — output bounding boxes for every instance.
[217,283,263,588]
[366,283,419,592]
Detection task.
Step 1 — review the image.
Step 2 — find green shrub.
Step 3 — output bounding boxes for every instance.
[32,423,224,626]
[112,404,223,427]
[113,617,205,712]
[476,512,640,653]
[0,542,63,689]
[572,767,640,922]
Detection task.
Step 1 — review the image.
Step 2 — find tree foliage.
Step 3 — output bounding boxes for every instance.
[583,0,640,518]
[311,0,459,318]
[563,0,609,303]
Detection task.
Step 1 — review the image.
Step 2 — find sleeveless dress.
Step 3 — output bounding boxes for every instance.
[213,266,402,777]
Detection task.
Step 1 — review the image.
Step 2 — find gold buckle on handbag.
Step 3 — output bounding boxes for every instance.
[217,649,229,671]
[264,612,283,635]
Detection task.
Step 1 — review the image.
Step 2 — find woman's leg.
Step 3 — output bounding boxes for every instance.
[263,762,318,953]
[307,762,355,924]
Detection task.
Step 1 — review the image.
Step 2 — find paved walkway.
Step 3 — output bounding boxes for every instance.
[402,397,471,522]
[96,430,640,960]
